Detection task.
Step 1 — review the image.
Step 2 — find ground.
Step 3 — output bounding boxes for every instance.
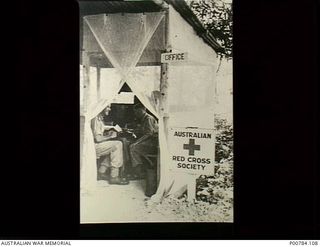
[80,162,233,223]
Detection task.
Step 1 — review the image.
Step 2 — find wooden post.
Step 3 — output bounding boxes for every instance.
[160,64,169,116]
[187,175,197,202]
[80,49,90,173]
[96,65,101,100]
[158,62,168,186]
[82,51,91,113]
[158,9,170,186]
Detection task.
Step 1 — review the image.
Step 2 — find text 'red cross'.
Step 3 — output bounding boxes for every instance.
[183,138,200,156]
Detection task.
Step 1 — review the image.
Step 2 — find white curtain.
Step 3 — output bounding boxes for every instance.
[126,66,161,118]
[81,12,164,192]
[84,12,164,119]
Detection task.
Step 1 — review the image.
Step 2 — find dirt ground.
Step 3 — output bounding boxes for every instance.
[80,178,233,223]
[80,179,164,223]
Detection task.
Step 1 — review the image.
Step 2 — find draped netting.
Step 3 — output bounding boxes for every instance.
[81,12,164,192]
[84,12,164,119]
[85,13,163,77]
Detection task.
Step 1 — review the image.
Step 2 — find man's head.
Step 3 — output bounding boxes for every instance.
[133,103,146,119]
[100,104,112,117]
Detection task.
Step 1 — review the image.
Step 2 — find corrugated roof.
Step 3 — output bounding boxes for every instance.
[79,1,162,15]
[79,0,224,53]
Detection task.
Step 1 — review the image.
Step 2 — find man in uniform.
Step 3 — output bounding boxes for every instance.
[129,103,158,196]
[92,104,129,185]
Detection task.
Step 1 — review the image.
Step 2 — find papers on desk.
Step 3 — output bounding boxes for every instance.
[114,124,122,132]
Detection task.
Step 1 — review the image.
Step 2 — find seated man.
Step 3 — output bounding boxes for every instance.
[129,103,158,196]
[92,104,129,185]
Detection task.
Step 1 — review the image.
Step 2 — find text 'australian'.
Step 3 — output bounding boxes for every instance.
[174,131,212,139]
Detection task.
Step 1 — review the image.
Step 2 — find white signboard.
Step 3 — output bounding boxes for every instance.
[168,127,215,175]
[161,52,188,64]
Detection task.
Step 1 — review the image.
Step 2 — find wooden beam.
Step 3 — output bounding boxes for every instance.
[87,51,163,68]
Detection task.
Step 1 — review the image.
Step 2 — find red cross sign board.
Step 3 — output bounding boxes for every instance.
[168,127,215,175]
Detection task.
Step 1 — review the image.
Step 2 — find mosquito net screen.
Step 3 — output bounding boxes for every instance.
[84,12,164,79]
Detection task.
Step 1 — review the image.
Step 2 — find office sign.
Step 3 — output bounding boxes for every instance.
[161,52,188,64]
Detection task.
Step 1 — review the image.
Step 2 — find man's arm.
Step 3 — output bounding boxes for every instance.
[144,116,158,135]
[92,118,117,142]
[133,134,150,145]
[104,125,114,131]
[94,134,115,143]
[104,124,122,132]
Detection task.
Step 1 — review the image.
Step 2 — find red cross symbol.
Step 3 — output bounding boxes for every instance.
[183,138,200,156]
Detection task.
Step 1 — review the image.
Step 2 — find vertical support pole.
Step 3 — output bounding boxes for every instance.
[158,62,168,186]
[159,10,170,119]
[81,17,91,176]
[80,24,92,193]
[80,116,85,171]
[96,64,101,100]
[82,19,91,114]
[160,64,169,117]
[82,51,91,113]
[158,9,170,186]
[187,175,197,202]
[81,51,90,173]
